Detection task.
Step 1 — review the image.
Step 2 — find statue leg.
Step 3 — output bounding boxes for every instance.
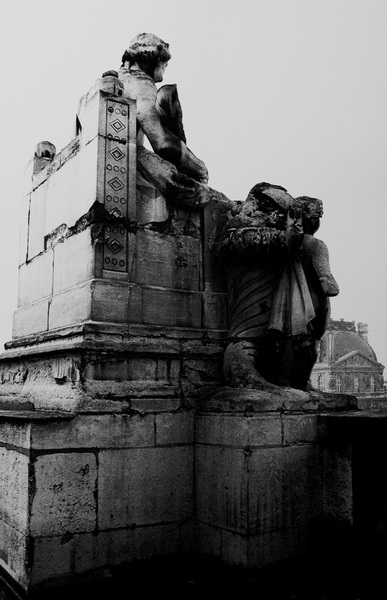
[223,339,276,389]
[289,338,318,391]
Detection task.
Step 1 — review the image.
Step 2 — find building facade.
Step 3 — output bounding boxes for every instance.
[311,319,385,397]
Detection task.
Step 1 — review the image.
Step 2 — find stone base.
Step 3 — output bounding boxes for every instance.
[0,368,372,595]
[0,407,194,594]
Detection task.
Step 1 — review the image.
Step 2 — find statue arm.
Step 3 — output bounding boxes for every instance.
[133,78,208,184]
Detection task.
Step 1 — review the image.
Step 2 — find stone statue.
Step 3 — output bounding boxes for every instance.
[118,33,212,208]
[212,183,339,391]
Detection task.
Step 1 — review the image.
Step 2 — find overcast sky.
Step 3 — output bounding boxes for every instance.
[0,0,386,371]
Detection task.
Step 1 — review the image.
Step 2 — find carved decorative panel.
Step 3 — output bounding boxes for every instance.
[103,99,130,273]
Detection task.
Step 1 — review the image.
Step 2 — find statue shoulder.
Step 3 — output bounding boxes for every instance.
[118,67,157,101]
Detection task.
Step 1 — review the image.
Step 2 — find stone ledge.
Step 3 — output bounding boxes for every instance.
[197,387,359,413]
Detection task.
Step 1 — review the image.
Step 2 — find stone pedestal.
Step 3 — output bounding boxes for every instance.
[0,74,377,597]
[0,76,227,595]
[194,387,357,568]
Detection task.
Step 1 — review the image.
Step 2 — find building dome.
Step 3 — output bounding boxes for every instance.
[319,320,377,363]
[332,331,376,361]
[312,319,385,396]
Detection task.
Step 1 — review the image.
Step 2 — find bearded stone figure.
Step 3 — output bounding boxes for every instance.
[212,183,339,391]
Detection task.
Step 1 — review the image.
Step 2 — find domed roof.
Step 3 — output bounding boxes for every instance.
[331,329,377,362]
[318,319,379,364]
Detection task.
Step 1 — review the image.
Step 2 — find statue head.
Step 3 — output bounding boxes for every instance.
[297,196,324,234]
[121,33,171,82]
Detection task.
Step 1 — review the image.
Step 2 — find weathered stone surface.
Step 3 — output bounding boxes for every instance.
[142,287,202,328]
[31,535,73,585]
[31,452,97,536]
[135,230,201,290]
[194,521,221,557]
[221,529,248,565]
[155,411,194,445]
[18,251,53,307]
[248,526,308,568]
[0,420,30,449]
[0,519,29,589]
[12,299,49,338]
[31,414,155,450]
[18,194,30,265]
[44,146,93,237]
[283,414,318,445]
[130,397,182,413]
[27,183,47,260]
[74,523,180,574]
[248,445,322,532]
[195,445,248,533]
[98,447,193,529]
[48,282,93,330]
[322,442,353,522]
[202,291,228,330]
[196,414,282,447]
[91,280,130,323]
[53,229,95,293]
[0,448,29,532]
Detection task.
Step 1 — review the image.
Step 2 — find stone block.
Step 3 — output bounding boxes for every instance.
[19,194,30,265]
[0,519,29,590]
[30,535,73,586]
[142,287,202,328]
[221,529,248,566]
[30,414,155,450]
[98,446,193,529]
[18,250,54,307]
[203,197,229,293]
[128,283,143,323]
[203,291,228,330]
[249,415,283,447]
[48,282,92,330]
[0,448,29,532]
[74,523,180,573]
[53,229,95,293]
[195,445,248,533]
[135,230,201,291]
[195,521,222,557]
[130,398,182,413]
[28,183,47,260]
[136,177,169,224]
[12,299,49,338]
[322,443,353,522]
[196,414,282,447]
[30,452,97,536]
[179,519,196,553]
[91,280,130,323]
[181,357,223,397]
[248,446,322,533]
[44,142,98,237]
[0,420,31,449]
[283,414,318,445]
[248,526,308,568]
[85,355,179,383]
[155,412,194,446]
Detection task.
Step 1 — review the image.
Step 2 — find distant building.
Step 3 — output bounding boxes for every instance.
[311,319,385,397]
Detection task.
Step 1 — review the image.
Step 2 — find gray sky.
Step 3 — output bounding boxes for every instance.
[1,0,386,371]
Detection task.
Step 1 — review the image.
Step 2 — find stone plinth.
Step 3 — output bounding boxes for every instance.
[0,71,376,597]
[0,75,228,595]
[0,409,194,593]
[194,387,358,569]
